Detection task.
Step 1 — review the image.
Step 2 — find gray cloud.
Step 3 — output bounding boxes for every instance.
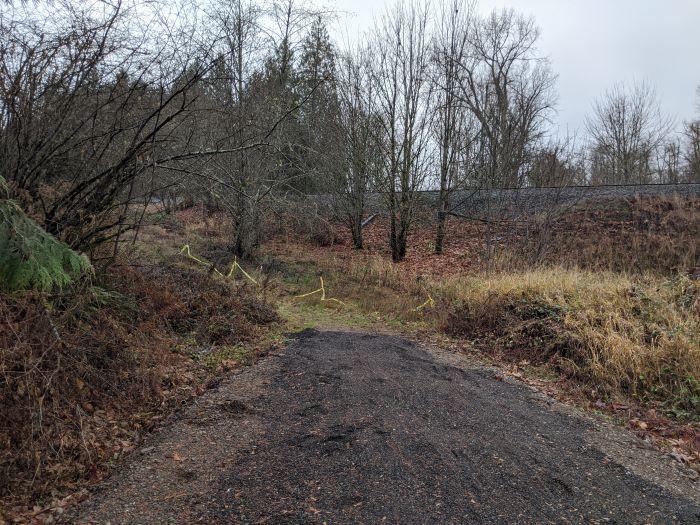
[331,0,700,136]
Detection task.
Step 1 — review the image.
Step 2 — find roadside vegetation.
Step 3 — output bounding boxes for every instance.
[269,197,699,416]
[272,229,699,424]
[2,191,698,519]
[441,270,698,417]
[1,232,280,517]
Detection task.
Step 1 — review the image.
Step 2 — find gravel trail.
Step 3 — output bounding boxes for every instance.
[74,330,700,524]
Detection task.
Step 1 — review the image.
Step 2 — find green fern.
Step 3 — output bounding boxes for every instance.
[0,177,92,293]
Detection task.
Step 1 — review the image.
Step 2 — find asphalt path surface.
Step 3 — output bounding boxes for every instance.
[75,330,700,524]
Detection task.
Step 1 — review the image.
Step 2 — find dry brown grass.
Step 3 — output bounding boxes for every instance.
[437,269,699,418]
[500,196,699,275]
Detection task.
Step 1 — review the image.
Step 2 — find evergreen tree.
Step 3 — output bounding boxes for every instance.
[297,16,340,193]
[299,15,337,110]
[261,39,306,195]
[0,177,91,293]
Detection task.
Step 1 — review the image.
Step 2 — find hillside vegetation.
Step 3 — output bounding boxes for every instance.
[441,270,699,417]
[1,248,279,515]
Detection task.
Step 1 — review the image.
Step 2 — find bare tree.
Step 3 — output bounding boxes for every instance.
[526,134,585,187]
[454,8,556,190]
[682,87,700,183]
[585,82,673,185]
[431,0,476,254]
[169,0,331,258]
[203,0,267,257]
[658,138,682,184]
[429,7,556,265]
[0,0,209,255]
[372,0,433,262]
[329,45,379,249]
[683,121,700,183]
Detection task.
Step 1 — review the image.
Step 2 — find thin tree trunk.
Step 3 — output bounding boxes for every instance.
[351,213,363,249]
[435,211,447,255]
[389,168,399,260]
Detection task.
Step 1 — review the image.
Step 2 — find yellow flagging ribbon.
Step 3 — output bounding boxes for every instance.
[294,276,345,306]
[180,245,259,286]
[225,258,259,285]
[415,293,435,311]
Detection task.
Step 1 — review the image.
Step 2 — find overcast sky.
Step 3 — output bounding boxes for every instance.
[329,0,700,138]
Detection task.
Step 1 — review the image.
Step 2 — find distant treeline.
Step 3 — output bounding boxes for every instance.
[1,0,698,261]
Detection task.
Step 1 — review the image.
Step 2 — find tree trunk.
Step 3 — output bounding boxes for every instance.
[351,214,363,249]
[392,210,408,262]
[389,175,401,261]
[435,188,449,254]
[396,224,407,260]
[390,214,400,261]
[435,213,447,255]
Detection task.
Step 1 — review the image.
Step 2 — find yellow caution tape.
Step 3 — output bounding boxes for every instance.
[226,257,259,285]
[180,244,259,286]
[416,294,435,311]
[180,244,212,268]
[294,276,346,306]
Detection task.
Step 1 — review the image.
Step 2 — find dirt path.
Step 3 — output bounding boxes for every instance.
[73,330,700,524]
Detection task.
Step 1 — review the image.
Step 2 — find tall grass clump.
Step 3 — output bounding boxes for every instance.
[440,269,699,418]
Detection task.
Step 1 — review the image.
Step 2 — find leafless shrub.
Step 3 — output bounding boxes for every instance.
[0,1,212,256]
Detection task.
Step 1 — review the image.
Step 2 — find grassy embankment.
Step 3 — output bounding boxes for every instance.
[272,247,698,419]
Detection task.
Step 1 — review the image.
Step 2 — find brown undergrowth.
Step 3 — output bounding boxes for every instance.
[501,195,699,275]
[276,196,698,278]
[0,254,278,521]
